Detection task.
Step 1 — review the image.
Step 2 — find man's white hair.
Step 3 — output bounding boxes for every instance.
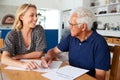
[69,7,96,30]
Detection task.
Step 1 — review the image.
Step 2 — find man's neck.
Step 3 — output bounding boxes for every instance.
[77,30,93,42]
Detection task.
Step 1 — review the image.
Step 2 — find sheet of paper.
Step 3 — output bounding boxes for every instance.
[42,71,71,80]
[42,65,89,80]
[5,59,62,72]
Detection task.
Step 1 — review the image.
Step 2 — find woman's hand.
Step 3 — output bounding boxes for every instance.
[21,61,40,70]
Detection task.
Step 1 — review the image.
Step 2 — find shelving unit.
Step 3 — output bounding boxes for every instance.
[90,1,120,32]
[91,2,120,16]
[90,1,120,45]
[95,12,120,16]
[91,2,120,8]
[97,30,120,37]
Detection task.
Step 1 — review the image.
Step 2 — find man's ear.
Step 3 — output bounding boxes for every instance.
[81,23,87,31]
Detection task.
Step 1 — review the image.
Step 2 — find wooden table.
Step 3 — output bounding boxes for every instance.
[0,60,96,80]
[0,63,96,80]
[0,38,4,48]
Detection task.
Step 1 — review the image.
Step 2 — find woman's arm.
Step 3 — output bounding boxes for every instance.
[12,51,43,60]
[1,51,40,69]
[1,51,23,66]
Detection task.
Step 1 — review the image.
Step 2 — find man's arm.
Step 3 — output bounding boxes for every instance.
[95,69,106,80]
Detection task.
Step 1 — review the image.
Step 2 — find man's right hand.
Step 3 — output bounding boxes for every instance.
[41,56,52,68]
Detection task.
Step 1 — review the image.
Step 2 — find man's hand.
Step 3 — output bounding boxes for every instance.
[41,47,60,68]
[41,56,52,68]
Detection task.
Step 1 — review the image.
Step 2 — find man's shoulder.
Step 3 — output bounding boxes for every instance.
[92,31,108,45]
[93,31,104,39]
[63,34,74,40]
[61,34,77,43]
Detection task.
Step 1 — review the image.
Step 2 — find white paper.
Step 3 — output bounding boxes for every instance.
[42,65,89,80]
[5,59,62,72]
[42,71,71,80]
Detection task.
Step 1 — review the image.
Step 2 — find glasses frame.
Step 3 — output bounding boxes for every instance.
[68,22,82,27]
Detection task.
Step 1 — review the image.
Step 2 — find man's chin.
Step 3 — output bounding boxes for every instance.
[71,34,75,37]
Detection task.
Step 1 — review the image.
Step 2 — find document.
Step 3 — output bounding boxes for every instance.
[5,59,62,72]
[42,65,89,80]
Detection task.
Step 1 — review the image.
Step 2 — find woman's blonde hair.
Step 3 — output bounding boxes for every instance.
[13,3,37,31]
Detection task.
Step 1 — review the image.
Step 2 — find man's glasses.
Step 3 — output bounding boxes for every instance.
[68,22,82,27]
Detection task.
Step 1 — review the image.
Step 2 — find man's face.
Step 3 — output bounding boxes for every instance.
[69,13,82,37]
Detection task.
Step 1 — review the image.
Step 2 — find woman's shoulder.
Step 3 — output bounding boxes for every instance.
[32,25,45,34]
[35,25,44,31]
[7,30,17,35]
[6,30,18,38]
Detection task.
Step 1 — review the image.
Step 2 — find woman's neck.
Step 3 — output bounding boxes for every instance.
[21,27,32,48]
[21,26,32,36]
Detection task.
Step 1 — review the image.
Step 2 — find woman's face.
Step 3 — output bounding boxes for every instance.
[20,7,38,29]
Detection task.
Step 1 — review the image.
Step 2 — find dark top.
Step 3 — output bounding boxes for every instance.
[1,25,46,56]
[57,31,110,77]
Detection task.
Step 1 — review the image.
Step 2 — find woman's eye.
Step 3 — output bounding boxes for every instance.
[30,14,34,17]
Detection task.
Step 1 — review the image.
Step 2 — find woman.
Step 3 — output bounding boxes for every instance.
[1,3,46,70]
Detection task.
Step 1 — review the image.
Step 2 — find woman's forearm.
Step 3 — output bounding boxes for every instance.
[12,51,43,59]
[1,52,24,67]
[1,51,42,69]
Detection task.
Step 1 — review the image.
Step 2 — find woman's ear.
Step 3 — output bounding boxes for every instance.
[19,15,23,21]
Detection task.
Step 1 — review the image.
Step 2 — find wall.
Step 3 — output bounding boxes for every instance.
[0,5,18,26]
[60,0,90,10]
[60,0,83,10]
[0,0,91,10]
[45,9,61,29]
[0,0,61,10]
